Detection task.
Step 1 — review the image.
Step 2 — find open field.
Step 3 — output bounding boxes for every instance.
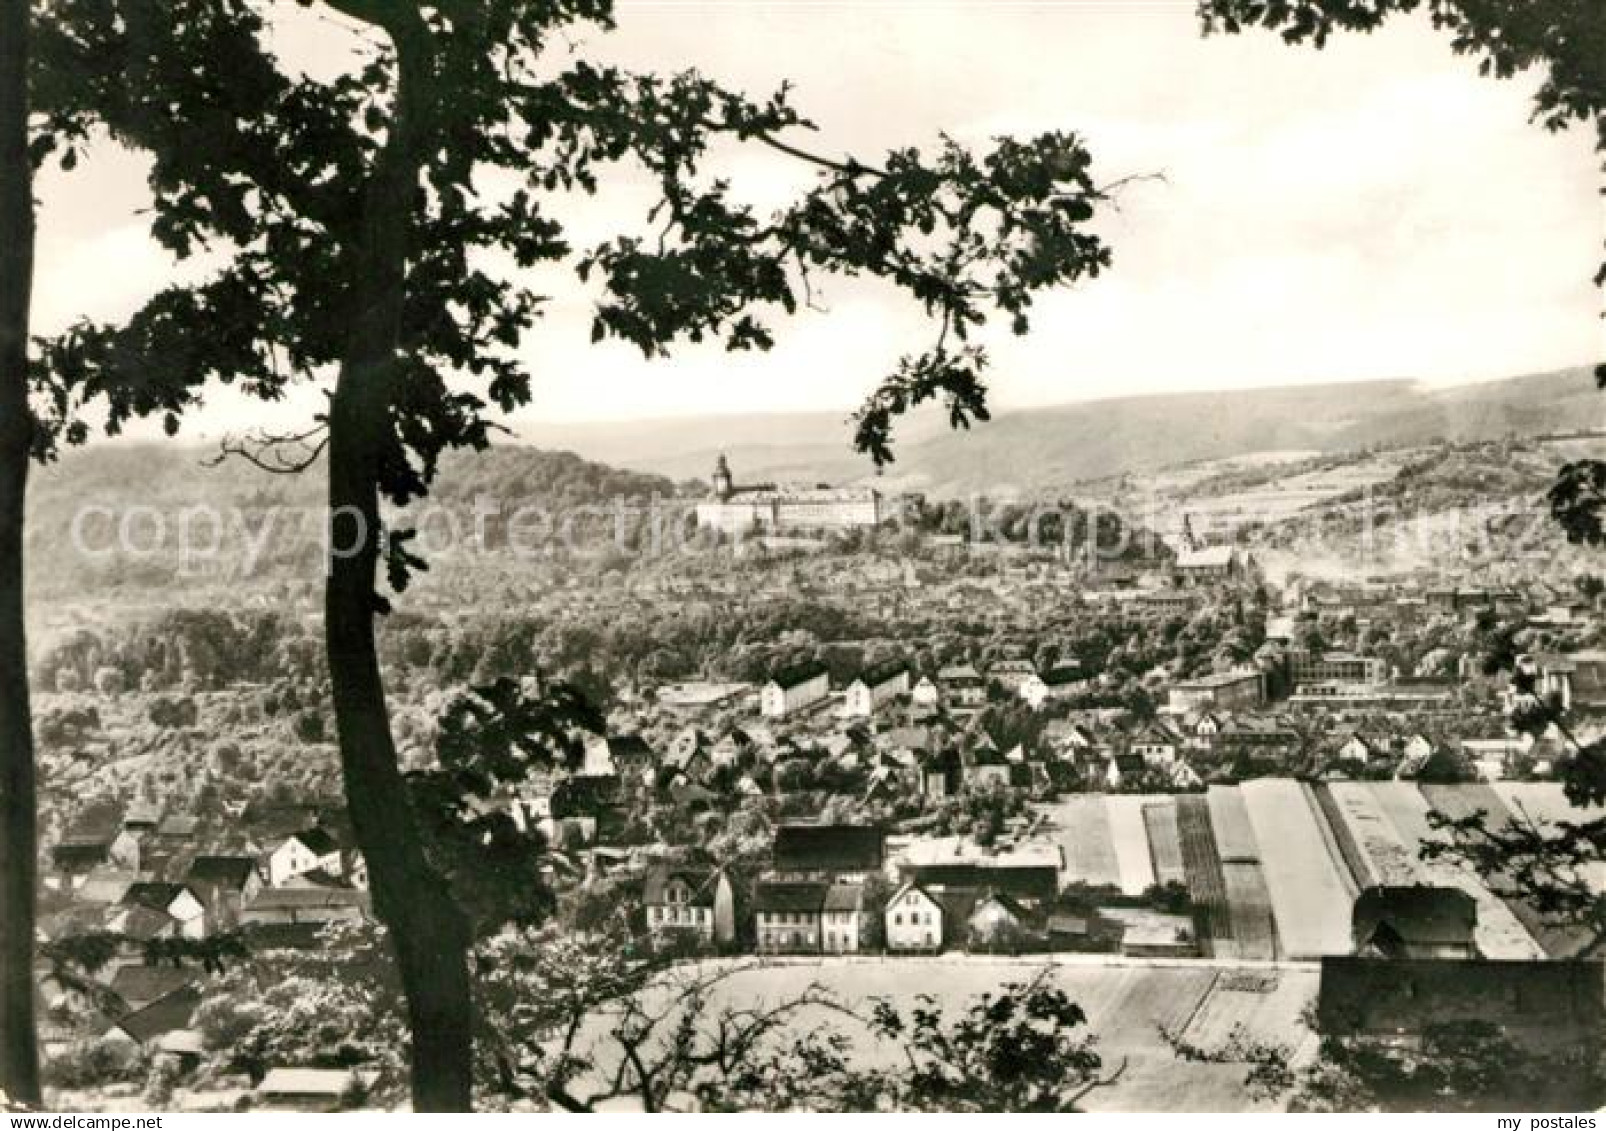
[1205,786,1258,861]
[1143,800,1188,887]
[1036,796,1121,888]
[1175,796,1234,957]
[1324,781,1418,886]
[1221,862,1279,960]
[572,957,1319,1112]
[1239,780,1353,958]
[1106,795,1162,895]
[1302,782,1360,900]
[1040,783,1589,960]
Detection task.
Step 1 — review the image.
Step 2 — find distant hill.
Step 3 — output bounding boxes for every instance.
[24,443,679,609]
[522,367,1603,497]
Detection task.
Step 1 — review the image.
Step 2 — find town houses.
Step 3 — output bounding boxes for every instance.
[28,483,1606,1095]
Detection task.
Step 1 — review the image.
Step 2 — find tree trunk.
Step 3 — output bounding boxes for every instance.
[0,0,39,1107]
[323,8,473,1112]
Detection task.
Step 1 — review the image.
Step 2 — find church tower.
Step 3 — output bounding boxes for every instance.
[712,454,734,501]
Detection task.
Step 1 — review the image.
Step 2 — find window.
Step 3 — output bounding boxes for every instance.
[894,914,902,926]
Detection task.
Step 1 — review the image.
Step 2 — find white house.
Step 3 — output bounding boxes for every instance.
[885,882,944,952]
[821,883,864,953]
[936,664,988,710]
[1186,713,1222,751]
[754,880,827,953]
[1337,733,1382,765]
[643,866,736,945]
[268,828,347,888]
[1019,665,1085,709]
[1130,723,1180,766]
[117,882,209,940]
[842,661,910,718]
[1103,756,1124,790]
[761,662,830,719]
[1401,734,1435,762]
[911,676,941,708]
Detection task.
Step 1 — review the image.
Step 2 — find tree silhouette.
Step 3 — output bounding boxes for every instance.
[31,0,1124,1109]
[0,0,38,1104]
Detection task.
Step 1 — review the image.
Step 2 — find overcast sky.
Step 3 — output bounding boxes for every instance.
[31,0,1600,436]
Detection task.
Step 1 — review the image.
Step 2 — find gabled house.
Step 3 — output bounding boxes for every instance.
[658,734,713,784]
[184,855,263,931]
[821,883,865,953]
[911,675,941,708]
[118,882,208,940]
[1104,753,1147,789]
[150,813,200,850]
[708,728,755,771]
[918,747,963,800]
[268,827,341,887]
[122,801,163,836]
[842,660,911,718]
[1019,665,1086,709]
[1130,723,1180,766]
[583,734,656,782]
[753,880,828,953]
[642,866,737,946]
[1186,713,1222,751]
[668,725,709,765]
[936,664,987,710]
[1167,760,1204,790]
[1352,885,1478,960]
[885,882,943,952]
[761,661,830,719]
[967,889,1034,952]
[112,903,181,943]
[1174,544,1243,586]
[104,984,203,1049]
[1042,719,1098,763]
[51,813,141,883]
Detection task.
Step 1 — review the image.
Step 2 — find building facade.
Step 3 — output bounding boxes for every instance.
[885,883,944,952]
[761,662,830,718]
[843,661,910,717]
[695,455,884,534]
[821,883,864,953]
[643,866,737,945]
[1290,650,1388,688]
[1167,668,1266,715]
[754,881,828,953]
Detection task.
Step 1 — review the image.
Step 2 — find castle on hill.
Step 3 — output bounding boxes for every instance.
[694,455,885,534]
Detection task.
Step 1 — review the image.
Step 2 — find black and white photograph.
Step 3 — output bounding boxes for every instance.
[0,0,1603,1115]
